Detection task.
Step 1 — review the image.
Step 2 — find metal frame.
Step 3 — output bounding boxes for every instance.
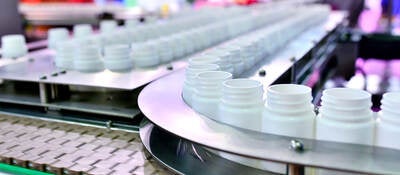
[0,45,189,121]
[0,49,187,90]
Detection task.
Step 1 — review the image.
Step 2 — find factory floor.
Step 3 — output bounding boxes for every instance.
[0,114,172,175]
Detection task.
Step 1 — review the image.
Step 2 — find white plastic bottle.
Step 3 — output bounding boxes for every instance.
[103,44,133,72]
[100,20,117,34]
[205,50,234,75]
[55,40,75,69]
[73,45,104,72]
[230,42,254,70]
[376,92,400,149]
[218,79,264,131]
[48,28,69,50]
[125,19,139,29]
[218,46,244,77]
[131,43,159,68]
[261,84,315,174]
[316,88,374,175]
[182,64,220,106]
[262,84,315,138]
[192,71,232,120]
[216,78,265,171]
[157,38,174,63]
[1,35,28,59]
[240,44,257,67]
[188,55,221,66]
[73,24,92,39]
[316,88,374,145]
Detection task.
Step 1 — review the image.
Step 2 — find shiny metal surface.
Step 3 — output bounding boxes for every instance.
[138,68,400,174]
[0,49,187,90]
[139,120,277,175]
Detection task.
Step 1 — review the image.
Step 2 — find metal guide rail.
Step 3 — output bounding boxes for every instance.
[135,12,400,175]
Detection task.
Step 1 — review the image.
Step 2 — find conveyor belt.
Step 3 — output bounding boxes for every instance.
[0,114,172,175]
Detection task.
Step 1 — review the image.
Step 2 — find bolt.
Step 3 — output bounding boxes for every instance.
[59,70,67,74]
[106,120,112,129]
[51,72,58,77]
[106,96,113,101]
[258,69,266,77]
[290,139,304,152]
[39,76,47,80]
[290,57,297,83]
[314,106,320,115]
[167,64,174,70]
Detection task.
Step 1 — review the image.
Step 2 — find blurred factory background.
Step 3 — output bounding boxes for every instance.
[0,0,400,175]
[1,0,396,40]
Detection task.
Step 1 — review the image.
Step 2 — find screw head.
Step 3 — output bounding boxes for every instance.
[106,96,113,101]
[258,69,266,77]
[290,139,304,152]
[166,64,173,70]
[106,120,112,129]
[314,106,320,115]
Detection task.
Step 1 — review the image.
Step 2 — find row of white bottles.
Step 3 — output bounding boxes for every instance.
[129,5,293,69]
[178,5,377,174]
[49,6,252,70]
[130,8,243,41]
[188,71,400,171]
[47,6,247,50]
[181,4,330,83]
[90,7,248,45]
[182,5,330,106]
[50,2,309,72]
[55,41,132,72]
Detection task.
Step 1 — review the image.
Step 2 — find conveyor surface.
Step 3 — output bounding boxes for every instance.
[0,114,172,175]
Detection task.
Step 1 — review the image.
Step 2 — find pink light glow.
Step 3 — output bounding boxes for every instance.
[390,60,400,77]
[359,0,382,32]
[363,59,387,76]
